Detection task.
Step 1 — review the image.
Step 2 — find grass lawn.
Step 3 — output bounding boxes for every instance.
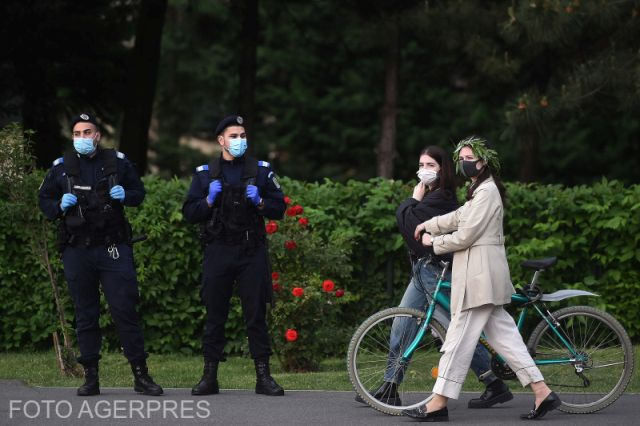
[1,349,639,393]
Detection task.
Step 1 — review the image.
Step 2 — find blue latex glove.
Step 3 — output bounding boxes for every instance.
[246,184,261,206]
[60,193,78,212]
[207,180,222,205]
[109,185,125,201]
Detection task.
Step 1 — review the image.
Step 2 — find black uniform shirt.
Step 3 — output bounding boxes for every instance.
[182,155,285,224]
[38,149,145,220]
[396,189,459,260]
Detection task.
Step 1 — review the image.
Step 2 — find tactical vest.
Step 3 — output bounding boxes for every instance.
[200,156,266,246]
[59,149,130,247]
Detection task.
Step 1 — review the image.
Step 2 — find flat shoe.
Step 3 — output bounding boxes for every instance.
[520,391,561,420]
[402,406,449,422]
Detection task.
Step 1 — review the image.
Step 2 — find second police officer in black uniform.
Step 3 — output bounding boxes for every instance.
[183,115,286,397]
[38,113,163,396]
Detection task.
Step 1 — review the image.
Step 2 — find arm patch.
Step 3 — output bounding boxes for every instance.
[270,173,281,189]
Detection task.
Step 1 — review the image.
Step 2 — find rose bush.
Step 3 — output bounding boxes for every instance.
[266,195,355,372]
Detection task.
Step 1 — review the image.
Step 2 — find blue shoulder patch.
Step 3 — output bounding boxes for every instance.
[258,161,270,168]
[52,157,64,167]
[196,164,209,173]
[116,151,126,159]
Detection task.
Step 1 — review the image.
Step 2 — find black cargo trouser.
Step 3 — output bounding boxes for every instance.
[62,243,146,365]
[200,241,271,362]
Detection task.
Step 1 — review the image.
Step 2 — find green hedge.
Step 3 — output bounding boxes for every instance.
[1,174,638,357]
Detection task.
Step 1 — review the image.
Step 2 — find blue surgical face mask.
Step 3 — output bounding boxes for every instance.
[228,138,247,158]
[73,137,96,155]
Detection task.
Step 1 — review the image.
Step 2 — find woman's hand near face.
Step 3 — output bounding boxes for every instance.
[412,182,426,201]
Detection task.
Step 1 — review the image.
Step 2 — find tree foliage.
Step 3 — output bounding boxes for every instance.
[1,0,638,182]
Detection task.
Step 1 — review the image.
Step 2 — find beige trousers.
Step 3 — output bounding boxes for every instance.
[433,304,544,399]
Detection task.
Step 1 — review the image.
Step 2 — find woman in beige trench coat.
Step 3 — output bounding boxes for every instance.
[403,137,560,422]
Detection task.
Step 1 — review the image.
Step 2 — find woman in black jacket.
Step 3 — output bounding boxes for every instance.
[357,146,512,409]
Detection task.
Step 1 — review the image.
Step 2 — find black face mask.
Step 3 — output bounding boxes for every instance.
[460,160,482,178]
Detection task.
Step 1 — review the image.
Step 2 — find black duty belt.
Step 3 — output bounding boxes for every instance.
[209,230,265,246]
[67,233,125,247]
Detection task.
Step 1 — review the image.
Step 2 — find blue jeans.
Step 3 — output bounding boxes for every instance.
[385,259,496,384]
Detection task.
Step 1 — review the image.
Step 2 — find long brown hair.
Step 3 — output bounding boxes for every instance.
[466,166,506,205]
[420,145,457,197]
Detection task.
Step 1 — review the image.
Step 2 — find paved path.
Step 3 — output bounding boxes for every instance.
[0,380,636,425]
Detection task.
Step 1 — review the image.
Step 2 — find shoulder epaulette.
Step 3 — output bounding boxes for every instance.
[258,161,270,168]
[196,164,209,172]
[116,151,126,159]
[52,157,64,167]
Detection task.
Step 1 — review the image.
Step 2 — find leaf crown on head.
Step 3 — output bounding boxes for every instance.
[453,136,501,173]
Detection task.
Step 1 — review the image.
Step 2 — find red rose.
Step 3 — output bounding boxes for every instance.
[298,217,309,227]
[284,240,297,250]
[284,196,292,205]
[271,271,280,280]
[322,279,335,292]
[265,220,278,234]
[292,287,304,297]
[285,329,298,342]
[272,283,282,292]
[335,289,345,298]
[286,205,304,216]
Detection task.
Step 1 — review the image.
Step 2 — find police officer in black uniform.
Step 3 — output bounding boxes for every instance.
[38,113,162,396]
[183,115,285,397]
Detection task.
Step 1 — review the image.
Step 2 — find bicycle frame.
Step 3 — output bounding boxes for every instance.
[400,261,595,368]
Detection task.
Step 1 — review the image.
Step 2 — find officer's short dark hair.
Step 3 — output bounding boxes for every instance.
[70,113,99,131]
[215,115,244,136]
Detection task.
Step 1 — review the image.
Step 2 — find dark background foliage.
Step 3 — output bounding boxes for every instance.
[1,0,638,183]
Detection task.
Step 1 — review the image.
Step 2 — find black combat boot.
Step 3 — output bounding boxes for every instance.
[191,361,220,395]
[468,378,513,408]
[254,359,284,396]
[131,362,163,396]
[354,381,402,406]
[77,365,100,396]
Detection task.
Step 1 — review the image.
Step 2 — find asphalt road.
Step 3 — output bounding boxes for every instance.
[0,380,636,426]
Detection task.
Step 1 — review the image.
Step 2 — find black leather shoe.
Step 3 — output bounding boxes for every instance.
[520,392,561,420]
[402,406,449,422]
[131,363,163,396]
[468,379,513,408]
[255,359,284,396]
[354,381,402,406]
[191,361,219,395]
[77,366,100,396]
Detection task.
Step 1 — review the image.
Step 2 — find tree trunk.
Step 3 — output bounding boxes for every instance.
[22,91,64,168]
[518,127,538,182]
[38,220,81,377]
[236,0,259,139]
[376,23,399,178]
[119,0,168,173]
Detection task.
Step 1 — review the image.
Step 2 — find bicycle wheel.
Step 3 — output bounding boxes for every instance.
[347,307,447,416]
[527,305,634,413]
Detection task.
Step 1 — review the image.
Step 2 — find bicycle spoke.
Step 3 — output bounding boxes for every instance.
[528,306,633,414]
[348,308,445,415]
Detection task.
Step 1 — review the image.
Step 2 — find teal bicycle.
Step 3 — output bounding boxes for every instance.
[347,257,634,416]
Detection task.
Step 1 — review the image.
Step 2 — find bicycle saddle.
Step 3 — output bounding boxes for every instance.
[521,257,557,270]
